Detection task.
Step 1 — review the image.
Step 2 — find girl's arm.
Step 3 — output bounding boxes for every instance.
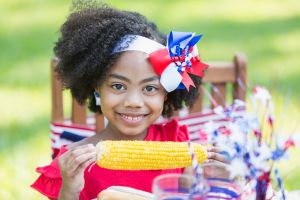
[57,144,96,200]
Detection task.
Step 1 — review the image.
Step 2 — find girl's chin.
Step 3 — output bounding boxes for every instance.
[119,128,146,137]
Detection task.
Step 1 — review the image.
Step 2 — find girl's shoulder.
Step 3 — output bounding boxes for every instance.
[146,118,189,142]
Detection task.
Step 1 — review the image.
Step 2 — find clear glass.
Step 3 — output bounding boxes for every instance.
[152,173,208,200]
[201,161,231,179]
[201,161,243,200]
[152,163,245,200]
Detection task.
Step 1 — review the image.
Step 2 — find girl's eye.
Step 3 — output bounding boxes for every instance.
[111,83,126,90]
[144,86,158,93]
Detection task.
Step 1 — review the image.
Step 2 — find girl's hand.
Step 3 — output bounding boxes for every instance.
[204,146,231,179]
[206,146,230,164]
[58,144,96,200]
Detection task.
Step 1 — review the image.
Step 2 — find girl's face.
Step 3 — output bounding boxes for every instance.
[98,51,166,139]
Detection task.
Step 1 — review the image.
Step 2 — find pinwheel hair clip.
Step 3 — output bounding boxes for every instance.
[112,31,208,92]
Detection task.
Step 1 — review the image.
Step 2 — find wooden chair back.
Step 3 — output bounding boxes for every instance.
[51,53,247,132]
[51,57,105,131]
[189,53,247,113]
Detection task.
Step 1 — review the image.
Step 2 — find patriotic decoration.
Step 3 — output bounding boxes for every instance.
[185,86,299,199]
[112,31,208,92]
[149,31,208,92]
[178,104,246,144]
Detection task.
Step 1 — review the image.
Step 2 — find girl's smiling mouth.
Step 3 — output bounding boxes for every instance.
[117,113,149,124]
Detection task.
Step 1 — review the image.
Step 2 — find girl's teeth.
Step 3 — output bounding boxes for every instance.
[121,114,143,121]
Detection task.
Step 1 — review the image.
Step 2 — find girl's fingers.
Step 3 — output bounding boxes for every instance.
[59,144,96,175]
[65,151,95,174]
[206,146,222,153]
[69,144,96,158]
[74,157,96,175]
[207,151,230,164]
[206,146,231,163]
[70,151,96,169]
[66,144,95,163]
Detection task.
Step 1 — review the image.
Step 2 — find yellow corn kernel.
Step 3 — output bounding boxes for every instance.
[96,141,207,170]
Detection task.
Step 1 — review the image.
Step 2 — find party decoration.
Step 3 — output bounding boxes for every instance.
[192,86,299,199]
[149,31,208,92]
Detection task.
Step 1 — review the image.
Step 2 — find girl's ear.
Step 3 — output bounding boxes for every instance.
[94,88,101,106]
[164,93,168,101]
[94,90,101,106]
[94,87,101,95]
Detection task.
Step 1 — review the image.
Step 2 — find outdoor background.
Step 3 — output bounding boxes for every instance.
[1,0,299,199]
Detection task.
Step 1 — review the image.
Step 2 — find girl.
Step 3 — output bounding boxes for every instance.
[31,5,225,200]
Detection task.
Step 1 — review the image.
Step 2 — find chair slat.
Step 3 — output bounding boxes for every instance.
[95,113,105,132]
[189,87,204,114]
[203,62,235,83]
[211,83,226,108]
[233,53,247,101]
[71,99,87,125]
[51,58,64,123]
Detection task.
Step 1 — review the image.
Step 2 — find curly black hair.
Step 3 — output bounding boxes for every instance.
[54,5,202,118]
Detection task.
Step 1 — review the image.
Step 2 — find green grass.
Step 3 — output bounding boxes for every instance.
[0,0,299,199]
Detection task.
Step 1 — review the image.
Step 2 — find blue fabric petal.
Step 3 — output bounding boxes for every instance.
[168,31,193,48]
[187,34,203,47]
[176,83,186,90]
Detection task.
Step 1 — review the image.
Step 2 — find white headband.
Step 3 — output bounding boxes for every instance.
[112,35,165,54]
[111,32,208,93]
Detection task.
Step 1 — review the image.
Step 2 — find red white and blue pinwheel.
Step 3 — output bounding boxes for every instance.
[149,31,208,92]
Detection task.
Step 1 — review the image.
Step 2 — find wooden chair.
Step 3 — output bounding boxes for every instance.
[51,57,105,132]
[50,53,247,157]
[51,53,247,132]
[189,52,247,113]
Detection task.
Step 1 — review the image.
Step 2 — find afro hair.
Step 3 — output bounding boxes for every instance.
[54,5,202,118]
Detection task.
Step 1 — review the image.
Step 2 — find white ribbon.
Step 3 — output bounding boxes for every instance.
[160,62,182,92]
[112,35,164,54]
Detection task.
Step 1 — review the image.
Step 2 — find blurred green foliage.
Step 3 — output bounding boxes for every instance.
[0,0,299,199]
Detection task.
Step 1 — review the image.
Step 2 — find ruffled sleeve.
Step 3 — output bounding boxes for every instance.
[147,118,189,142]
[165,118,189,142]
[31,146,68,199]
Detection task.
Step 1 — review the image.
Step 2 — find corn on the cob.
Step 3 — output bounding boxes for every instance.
[96,141,207,170]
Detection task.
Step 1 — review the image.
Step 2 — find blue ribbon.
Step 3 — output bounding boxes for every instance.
[272,147,286,160]
[168,31,202,57]
[275,168,286,200]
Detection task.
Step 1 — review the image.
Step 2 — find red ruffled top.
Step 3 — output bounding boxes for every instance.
[31,119,189,199]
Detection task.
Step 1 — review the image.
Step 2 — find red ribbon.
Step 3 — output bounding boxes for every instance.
[149,47,208,90]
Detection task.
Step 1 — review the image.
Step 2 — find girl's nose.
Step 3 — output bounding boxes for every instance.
[123,89,144,108]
